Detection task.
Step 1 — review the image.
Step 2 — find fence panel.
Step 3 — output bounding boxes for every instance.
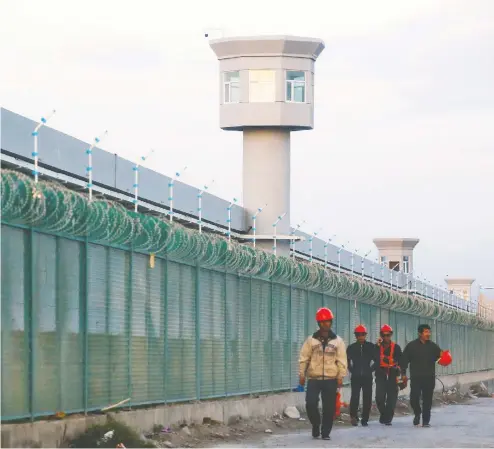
[200,268,226,399]
[1,226,29,419]
[325,295,338,335]
[291,288,308,387]
[250,278,272,393]
[359,303,371,333]
[225,274,251,395]
[166,261,197,402]
[369,304,380,343]
[1,223,493,421]
[272,283,290,391]
[107,248,130,406]
[337,297,351,346]
[57,238,84,412]
[32,232,58,416]
[147,256,166,402]
[307,291,323,332]
[349,300,360,338]
[87,244,111,410]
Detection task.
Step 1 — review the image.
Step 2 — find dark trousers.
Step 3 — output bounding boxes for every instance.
[410,376,436,424]
[306,379,338,437]
[375,374,398,423]
[350,376,373,423]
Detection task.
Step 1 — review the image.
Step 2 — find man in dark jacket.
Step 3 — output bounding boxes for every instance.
[347,324,376,426]
[400,324,442,427]
[374,324,402,426]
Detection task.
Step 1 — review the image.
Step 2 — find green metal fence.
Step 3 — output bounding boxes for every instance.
[1,223,494,421]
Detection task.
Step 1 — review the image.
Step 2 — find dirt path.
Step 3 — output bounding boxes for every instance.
[212,399,494,448]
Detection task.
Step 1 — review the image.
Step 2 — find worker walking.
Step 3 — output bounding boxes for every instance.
[374,324,402,425]
[299,308,347,441]
[347,325,376,427]
[400,324,450,427]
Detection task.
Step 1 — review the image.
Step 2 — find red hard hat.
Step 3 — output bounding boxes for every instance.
[316,307,334,322]
[354,324,367,333]
[438,350,452,367]
[380,324,393,333]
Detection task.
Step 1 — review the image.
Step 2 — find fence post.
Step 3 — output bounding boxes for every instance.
[127,250,133,408]
[28,229,35,421]
[288,281,292,389]
[55,237,62,413]
[335,294,339,335]
[195,262,201,400]
[83,237,89,415]
[270,279,274,392]
[163,257,168,405]
[249,276,252,395]
[304,289,309,340]
[224,267,228,397]
[105,248,111,404]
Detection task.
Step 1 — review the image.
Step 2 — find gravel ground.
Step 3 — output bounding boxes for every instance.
[213,398,494,448]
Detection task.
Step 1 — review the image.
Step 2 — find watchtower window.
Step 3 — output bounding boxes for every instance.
[249,70,275,103]
[286,71,306,102]
[402,255,410,273]
[223,71,240,104]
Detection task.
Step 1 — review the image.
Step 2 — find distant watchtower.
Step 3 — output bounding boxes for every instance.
[209,35,325,254]
[445,278,475,301]
[373,238,420,273]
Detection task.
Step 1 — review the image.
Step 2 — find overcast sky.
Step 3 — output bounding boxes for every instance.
[1,0,493,291]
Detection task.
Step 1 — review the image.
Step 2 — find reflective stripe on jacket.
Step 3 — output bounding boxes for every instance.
[380,342,396,368]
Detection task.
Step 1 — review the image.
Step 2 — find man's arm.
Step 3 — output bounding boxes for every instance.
[369,343,377,371]
[298,337,312,384]
[346,345,353,374]
[373,344,381,371]
[400,343,410,377]
[434,342,442,361]
[394,344,403,374]
[336,338,348,382]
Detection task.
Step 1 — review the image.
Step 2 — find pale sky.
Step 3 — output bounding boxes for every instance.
[1,0,493,291]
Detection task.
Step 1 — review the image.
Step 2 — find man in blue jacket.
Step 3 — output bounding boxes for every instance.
[346,324,376,427]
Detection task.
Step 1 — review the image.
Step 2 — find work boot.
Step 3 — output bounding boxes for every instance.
[379,415,384,424]
[322,435,331,441]
[413,416,420,427]
[351,417,358,427]
[312,426,320,439]
[361,421,368,427]
[384,422,392,426]
[422,423,431,428]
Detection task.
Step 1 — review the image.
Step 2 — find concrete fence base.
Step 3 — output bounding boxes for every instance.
[2,370,493,448]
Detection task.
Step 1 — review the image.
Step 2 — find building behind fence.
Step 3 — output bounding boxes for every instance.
[2,221,493,422]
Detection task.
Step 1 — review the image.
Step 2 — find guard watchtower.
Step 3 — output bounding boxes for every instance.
[210,35,325,254]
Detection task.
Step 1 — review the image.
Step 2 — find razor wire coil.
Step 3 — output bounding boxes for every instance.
[1,168,492,331]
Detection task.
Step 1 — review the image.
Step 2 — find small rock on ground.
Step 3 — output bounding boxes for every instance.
[284,406,301,419]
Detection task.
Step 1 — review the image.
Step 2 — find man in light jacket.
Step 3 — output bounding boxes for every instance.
[299,307,348,441]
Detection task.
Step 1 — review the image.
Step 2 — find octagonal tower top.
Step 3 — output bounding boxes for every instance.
[209,35,325,131]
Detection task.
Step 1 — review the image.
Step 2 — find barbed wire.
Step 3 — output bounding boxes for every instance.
[1,168,493,331]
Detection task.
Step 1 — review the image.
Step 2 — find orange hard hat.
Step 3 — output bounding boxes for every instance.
[438,350,452,366]
[316,307,334,322]
[380,324,393,333]
[354,324,367,333]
